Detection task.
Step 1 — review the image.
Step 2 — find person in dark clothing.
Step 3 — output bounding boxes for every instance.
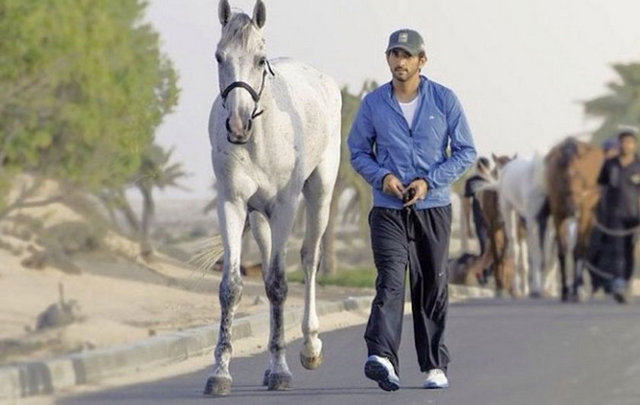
[591,129,640,303]
[463,158,491,253]
[601,137,619,159]
[348,28,476,391]
[463,157,491,284]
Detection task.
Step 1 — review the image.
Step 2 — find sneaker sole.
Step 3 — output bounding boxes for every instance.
[364,360,399,392]
[423,382,449,389]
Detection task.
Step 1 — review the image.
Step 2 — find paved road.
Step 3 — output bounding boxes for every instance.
[58,298,640,405]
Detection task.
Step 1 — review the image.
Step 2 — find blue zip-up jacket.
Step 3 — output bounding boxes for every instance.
[347,75,477,210]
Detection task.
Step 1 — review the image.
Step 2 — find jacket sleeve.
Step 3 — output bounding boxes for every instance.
[347,97,392,190]
[597,160,610,185]
[425,91,477,189]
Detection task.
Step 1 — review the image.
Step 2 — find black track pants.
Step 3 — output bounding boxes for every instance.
[364,205,451,375]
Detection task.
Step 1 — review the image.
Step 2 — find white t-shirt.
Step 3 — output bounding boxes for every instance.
[399,96,419,128]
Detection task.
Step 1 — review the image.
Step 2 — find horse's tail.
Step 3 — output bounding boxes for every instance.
[188,235,225,276]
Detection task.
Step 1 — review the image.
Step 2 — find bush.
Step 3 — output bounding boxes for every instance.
[40,221,106,255]
[22,220,107,274]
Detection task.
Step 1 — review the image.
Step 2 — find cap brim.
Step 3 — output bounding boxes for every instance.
[386,45,420,56]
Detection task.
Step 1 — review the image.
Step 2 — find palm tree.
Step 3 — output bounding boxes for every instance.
[134,144,189,258]
[320,81,378,275]
[584,62,640,146]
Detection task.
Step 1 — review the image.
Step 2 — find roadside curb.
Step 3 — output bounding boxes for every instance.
[0,285,491,402]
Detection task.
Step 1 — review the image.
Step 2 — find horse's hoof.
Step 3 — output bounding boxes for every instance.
[267,372,292,391]
[262,369,270,386]
[300,350,323,370]
[529,291,542,299]
[203,375,232,396]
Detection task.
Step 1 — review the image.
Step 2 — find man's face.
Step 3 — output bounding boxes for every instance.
[620,136,637,156]
[386,48,426,82]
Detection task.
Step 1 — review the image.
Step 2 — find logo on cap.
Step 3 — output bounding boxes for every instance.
[399,32,408,43]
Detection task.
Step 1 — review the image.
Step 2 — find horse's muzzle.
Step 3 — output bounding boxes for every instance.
[226,117,251,145]
[227,135,249,145]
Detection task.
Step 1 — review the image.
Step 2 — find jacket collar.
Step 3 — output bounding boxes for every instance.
[383,75,429,128]
[384,75,429,98]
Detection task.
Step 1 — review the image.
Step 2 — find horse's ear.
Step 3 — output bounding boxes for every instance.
[491,153,498,163]
[253,0,266,29]
[219,0,231,26]
[512,153,518,160]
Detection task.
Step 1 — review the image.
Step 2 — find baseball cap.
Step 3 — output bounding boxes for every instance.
[386,29,425,56]
[601,137,619,151]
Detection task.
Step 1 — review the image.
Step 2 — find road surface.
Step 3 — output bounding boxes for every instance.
[58,298,640,405]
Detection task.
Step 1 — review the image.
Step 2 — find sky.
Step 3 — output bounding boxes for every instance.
[144,0,640,200]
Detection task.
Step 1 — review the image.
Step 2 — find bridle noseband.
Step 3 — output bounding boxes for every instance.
[220,58,275,136]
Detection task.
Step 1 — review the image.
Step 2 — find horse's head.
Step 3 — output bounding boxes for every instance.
[490,153,516,179]
[216,0,270,145]
[545,137,604,216]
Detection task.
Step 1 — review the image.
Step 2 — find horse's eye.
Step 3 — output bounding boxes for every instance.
[215,52,223,64]
[257,57,266,66]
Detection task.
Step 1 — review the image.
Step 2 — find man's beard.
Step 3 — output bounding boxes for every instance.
[393,69,410,81]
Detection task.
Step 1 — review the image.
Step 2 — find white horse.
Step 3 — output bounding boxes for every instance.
[497,155,550,297]
[205,0,341,396]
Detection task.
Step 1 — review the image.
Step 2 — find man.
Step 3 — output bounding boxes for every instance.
[593,128,640,303]
[463,158,491,248]
[347,28,476,391]
[463,157,491,284]
[601,137,619,159]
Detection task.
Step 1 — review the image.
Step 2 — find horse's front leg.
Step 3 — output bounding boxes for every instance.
[562,217,579,301]
[264,201,297,390]
[204,200,247,396]
[526,218,542,298]
[502,204,522,297]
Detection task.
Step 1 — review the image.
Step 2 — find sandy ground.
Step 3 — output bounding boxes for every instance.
[0,228,373,365]
[0,179,374,366]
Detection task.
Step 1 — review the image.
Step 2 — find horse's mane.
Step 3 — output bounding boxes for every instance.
[558,137,579,169]
[219,13,265,49]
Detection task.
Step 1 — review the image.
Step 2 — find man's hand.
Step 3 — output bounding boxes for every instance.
[403,178,428,207]
[382,174,405,200]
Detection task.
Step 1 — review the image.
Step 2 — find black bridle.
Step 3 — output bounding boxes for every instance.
[220,58,275,137]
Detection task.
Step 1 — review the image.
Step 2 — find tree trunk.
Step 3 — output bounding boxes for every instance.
[113,191,140,234]
[355,180,372,247]
[139,185,155,259]
[321,181,343,276]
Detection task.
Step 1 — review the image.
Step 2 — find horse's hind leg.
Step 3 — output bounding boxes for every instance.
[299,163,337,370]
[204,201,246,396]
[264,201,297,390]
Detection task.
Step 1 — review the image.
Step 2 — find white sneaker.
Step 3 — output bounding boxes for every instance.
[364,355,400,392]
[423,368,449,389]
